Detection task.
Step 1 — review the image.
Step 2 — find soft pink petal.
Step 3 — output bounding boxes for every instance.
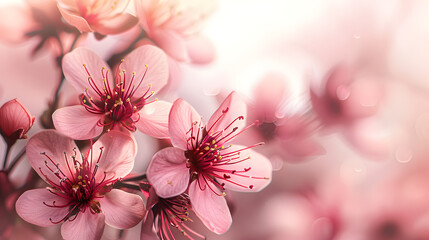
[93,13,138,35]
[61,211,105,240]
[120,45,169,98]
[134,0,153,32]
[89,130,137,180]
[135,100,172,139]
[217,145,272,192]
[140,210,158,240]
[146,147,189,198]
[62,47,113,98]
[57,4,93,33]
[252,72,287,122]
[169,98,202,150]
[15,189,70,227]
[151,30,189,62]
[99,189,145,229]
[185,35,216,64]
[26,130,82,184]
[189,180,232,234]
[53,105,103,140]
[207,91,247,138]
[0,99,34,136]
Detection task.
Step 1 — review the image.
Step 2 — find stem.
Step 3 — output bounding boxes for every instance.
[122,173,147,182]
[2,144,11,170]
[7,148,26,173]
[113,181,141,191]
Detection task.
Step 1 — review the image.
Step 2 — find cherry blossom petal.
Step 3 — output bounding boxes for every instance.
[57,5,93,33]
[189,180,232,234]
[61,211,105,240]
[120,45,169,98]
[53,105,103,140]
[89,131,137,180]
[15,189,70,227]
[26,130,82,184]
[0,4,38,43]
[207,91,247,137]
[62,47,113,98]
[98,189,145,229]
[151,30,189,62]
[0,99,34,137]
[140,210,158,240]
[135,100,172,139]
[93,13,138,35]
[147,147,189,198]
[185,35,216,64]
[169,98,202,150]
[217,146,272,192]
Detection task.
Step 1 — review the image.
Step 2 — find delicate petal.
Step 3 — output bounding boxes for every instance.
[63,47,113,98]
[61,211,105,240]
[217,146,272,192]
[185,35,216,64]
[151,30,189,62]
[15,189,70,227]
[53,105,103,140]
[169,98,202,150]
[93,13,138,35]
[0,5,37,43]
[57,5,93,33]
[89,131,137,179]
[120,45,169,97]
[189,180,232,234]
[147,147,189,198]
[207,91,247,137]
[99,189,145,229]
[135,100,172,139]
[140,210,158,240]
[26,130,82,184]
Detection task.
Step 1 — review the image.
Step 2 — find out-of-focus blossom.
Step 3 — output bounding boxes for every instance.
[0,0,75,56]
[15,130,144,240]
[135,0,218,64]
[53,45,171,140]
[147,92,272,234]
[0,99,35,146]
[245,72,324,162]
[310,65,383,127]
[140,183,205,240]
[57,0,138,36]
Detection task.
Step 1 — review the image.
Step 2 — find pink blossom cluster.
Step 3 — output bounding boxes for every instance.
[1,0,429,240]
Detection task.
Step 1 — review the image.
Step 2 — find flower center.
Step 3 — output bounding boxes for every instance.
[39,145,116,224]
[80,62,157,132]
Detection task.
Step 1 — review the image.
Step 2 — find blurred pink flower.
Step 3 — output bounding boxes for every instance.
[140,183,205,240]
[53,45,171,140]
[15,130,144,240]
[135,0,218,63]
[246,72,325,161]
[57,0,138,35]
[0,99,35,146]
[146,92,272,234]
[310,65,382,127]
[0,0,75,56]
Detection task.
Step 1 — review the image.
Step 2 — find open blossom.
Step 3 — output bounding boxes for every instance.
[57,0,138,35]
[140,183,205,240]
[135,0,218,63]
[146,92,272,234]
[53,45,171,140]
[15,130,144,240]
[0,99,35,145]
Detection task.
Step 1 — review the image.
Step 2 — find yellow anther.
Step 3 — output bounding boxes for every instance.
[83,64,86,67]
[78,181,82,185]
[107,95,111,99]
[204,146,210,151]
[145,64,148,68]
[83,99,86,103]
[222,192,227,196]
[132,71,136,75]
[122,69,126,72]
[121,59,124,62]
[103,78,106,82]
[77,175,82,180]
[126,98,130,102]
[212,140,216,144]
[102,66,105,69]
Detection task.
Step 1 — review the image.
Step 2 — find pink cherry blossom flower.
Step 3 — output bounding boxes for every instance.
[0,99,35,146]
[15,130,145,240]
[135,0,218,63]
[146,92,272,234]
[53,45,171,140]
[140,183,205,240]
[57,0,138,36]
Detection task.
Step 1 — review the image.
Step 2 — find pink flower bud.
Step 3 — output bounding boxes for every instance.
[0,99,35,145]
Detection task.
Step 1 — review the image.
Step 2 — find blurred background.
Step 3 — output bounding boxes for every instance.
[1,0,429,239]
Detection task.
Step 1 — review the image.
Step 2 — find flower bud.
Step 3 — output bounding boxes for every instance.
[0,99,35,145]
